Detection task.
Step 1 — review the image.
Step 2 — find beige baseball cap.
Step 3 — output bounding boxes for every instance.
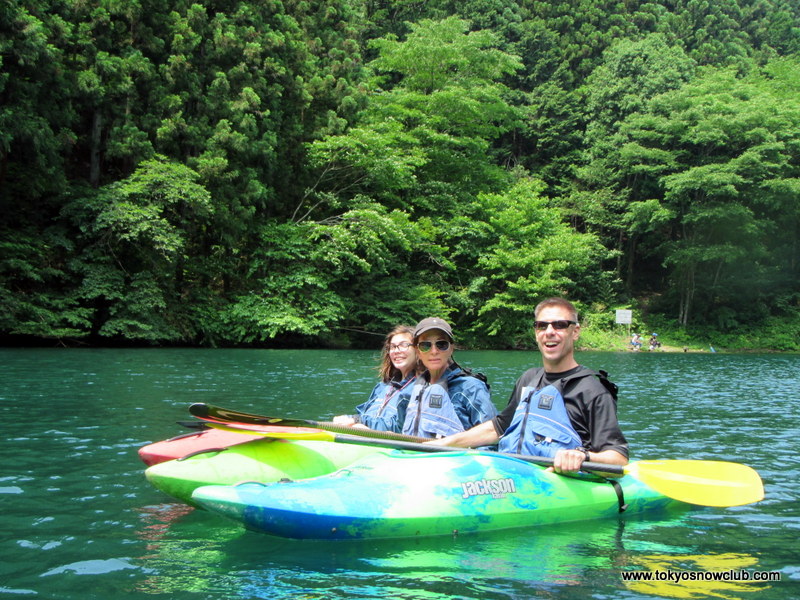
[413,317,454,340]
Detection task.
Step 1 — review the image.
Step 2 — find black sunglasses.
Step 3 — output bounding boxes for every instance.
[416,340,452,352]
[533,320,577,331]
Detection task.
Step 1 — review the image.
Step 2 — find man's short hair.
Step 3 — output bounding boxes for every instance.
[534,297,579,322]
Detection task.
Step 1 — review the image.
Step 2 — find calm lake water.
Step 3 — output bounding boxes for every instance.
[1,348,798,600]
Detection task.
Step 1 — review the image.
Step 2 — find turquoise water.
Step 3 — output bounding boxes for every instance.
[1,348,798,599]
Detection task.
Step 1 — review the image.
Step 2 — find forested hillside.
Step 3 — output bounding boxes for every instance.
[2,1,799,349]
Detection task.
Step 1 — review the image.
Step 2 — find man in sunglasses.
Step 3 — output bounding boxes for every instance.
[429,298,628,473]
[402,317,497,439]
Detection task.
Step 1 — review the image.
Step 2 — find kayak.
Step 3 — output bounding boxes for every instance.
[138,423,334,466]
[192,449,688,540]
[138,427,264,466]
[145,436,382,506]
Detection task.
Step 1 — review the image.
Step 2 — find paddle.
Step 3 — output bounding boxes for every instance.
[189,402,430,443]
[177,420,210,430]
[191,407,765,508]
[200,419,627,473]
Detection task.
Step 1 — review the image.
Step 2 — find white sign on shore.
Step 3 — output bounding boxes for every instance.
[615,309,632,325]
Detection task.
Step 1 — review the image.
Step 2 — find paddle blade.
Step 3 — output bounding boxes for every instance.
[628,460,764,507]
[189,402,293,425]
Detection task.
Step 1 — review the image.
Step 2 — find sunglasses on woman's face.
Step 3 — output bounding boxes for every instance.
[416,340,451,352]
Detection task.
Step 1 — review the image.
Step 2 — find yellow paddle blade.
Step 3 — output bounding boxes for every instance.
[627,460,765,507]
[206,422,336,442]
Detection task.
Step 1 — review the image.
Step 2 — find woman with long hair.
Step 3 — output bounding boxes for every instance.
[333,325,418,432]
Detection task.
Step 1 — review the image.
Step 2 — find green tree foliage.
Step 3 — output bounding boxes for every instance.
[742,0,800,57]
[514,0,643,184]
[600,59,800,327]
[309,16,522,213]
[0,227,91,340]
[2,1,800,348]
[304,17,529,341]
[2,0,367,344]
[570,34,697,290]
[65,157,213,341]
[221,206,445,345]
[1,3,75,205]
[470,179,611,346]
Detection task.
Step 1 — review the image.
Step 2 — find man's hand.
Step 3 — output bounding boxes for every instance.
[548,448,588,474]
[547,448,628,474]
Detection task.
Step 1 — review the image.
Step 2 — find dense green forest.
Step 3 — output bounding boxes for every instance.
[2,0,799,350]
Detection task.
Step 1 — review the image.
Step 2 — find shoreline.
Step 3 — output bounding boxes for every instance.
[580,343,791,354]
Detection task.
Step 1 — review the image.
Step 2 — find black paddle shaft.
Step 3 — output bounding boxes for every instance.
[189,402,430,443]
[190,403,624,476]
[329,433,625,475]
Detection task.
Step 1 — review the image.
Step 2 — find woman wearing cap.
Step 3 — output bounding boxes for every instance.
[333,325,418,432]
[402,317,496,438]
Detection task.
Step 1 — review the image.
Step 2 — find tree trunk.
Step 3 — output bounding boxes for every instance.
[626,235,637,295]
[90,109,102,187]
[678,264,695,327]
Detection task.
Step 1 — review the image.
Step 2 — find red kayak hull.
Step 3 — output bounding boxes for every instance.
[138,428,263,466]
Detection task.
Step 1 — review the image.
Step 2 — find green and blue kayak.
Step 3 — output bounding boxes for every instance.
[145,437,382,506]
[191,449,687,540]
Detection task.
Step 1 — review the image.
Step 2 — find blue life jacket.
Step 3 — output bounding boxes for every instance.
[498,369,595,457]
[402,364,493,439]
[355,376,415,432]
